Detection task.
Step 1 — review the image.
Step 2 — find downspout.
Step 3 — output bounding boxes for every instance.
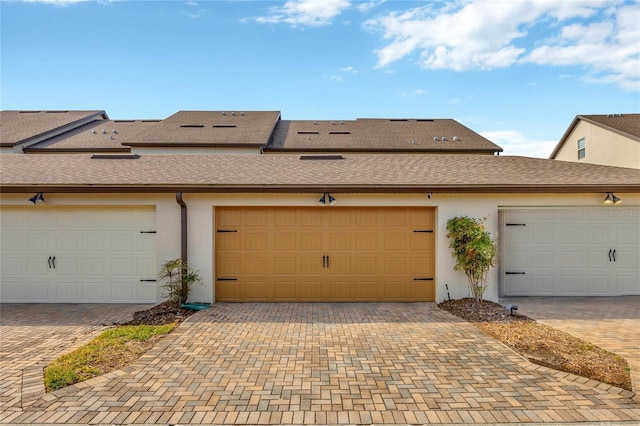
[175,192,187,262]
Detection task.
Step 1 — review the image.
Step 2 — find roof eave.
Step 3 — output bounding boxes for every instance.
[2,184,638,194]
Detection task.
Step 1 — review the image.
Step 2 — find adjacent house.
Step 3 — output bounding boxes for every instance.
[1,110,638,305]
[550,114,640,169]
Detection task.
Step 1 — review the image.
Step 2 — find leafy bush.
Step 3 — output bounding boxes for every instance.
[446,216,497,302]
[158,258,202,308]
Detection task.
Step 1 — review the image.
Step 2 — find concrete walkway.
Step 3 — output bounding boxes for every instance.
[501,296,640,399]
[1,302,639,425]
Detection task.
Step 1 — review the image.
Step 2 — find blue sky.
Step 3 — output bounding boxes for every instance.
[1,0,639,158]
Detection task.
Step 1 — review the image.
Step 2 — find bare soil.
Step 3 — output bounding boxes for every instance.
[438,298,632,391]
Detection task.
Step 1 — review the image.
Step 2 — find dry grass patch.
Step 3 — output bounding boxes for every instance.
[439,298,632,391]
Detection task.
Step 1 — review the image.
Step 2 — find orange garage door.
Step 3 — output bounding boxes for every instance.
[215,207,435,302]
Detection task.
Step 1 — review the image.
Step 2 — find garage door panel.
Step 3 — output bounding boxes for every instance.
[300,233,323,250]
[55,258,78,275]
[245,233,267,250]
[383,281,407,299]
[384,233,406,250]
[245,211,268,227]
[273,281,296,300]
[55,281,79,302]
[81,281,106,302]
[503,208,639,297]
[586,276,609,295]
[354,281,377,300]
[274,233,297,250]
[216,207,435,302]
[26,281,49,301]
[274,257,297,274]
[410,281,433,299]
[618,275,640,293]
[560,275,583,295]
[1,207,157,304]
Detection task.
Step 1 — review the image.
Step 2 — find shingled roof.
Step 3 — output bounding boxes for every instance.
[550,113,640,158]
[23,120,159,153]
[268,118,502,153]
[0,110,108,148]
[121,111,281,147]
[2,153,637,193]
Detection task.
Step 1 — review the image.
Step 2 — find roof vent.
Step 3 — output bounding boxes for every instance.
[441,136,447,141]
[300,155,344,160]
[113,129,118,134]
[180,124,204,128]
[329,131,350,135]
[313,121,318,125]
[102,129,107,134]
[453,136,459,141]
[91,154,140,160]
[222,112,226,115]
[240,112,245,116]
[298,131,319,134]
[213,124,237,128]
[231,112,235,116]
[416,119,434,122]
[331,121,336,125]
[433,136,439,141]
[390,119,408,122]
[91,129,97,134]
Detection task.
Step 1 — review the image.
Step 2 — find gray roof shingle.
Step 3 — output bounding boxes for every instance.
[268,118,502,153]
[2,153,638,193]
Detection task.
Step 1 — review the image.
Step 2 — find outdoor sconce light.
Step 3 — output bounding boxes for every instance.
[318,192,337,206]
[603,192,622,205]
[29,192,45,205]
[506,304,518,316]
[427,192,432,199]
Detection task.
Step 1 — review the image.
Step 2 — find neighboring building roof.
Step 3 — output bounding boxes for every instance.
[1,153,638,193]
[550,114,640,159]
[122,111,281,147]
[23,120,159,153]
[0,110,108,148]
[268,118,502,153]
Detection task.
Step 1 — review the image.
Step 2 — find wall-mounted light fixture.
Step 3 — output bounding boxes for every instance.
[603,192,622,205]
[318,192,337,206]
[427,192,432,199]
[28,192,45,205]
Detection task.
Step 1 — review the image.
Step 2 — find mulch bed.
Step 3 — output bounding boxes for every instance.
[117,302,198,326]
[438,298,632,391]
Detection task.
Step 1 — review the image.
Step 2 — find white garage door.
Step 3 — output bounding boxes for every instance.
[502,208,639,296]
[1,206,157,303]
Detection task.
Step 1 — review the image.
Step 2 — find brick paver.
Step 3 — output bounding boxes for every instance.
[501,296,640,398]
[1,302,639,424]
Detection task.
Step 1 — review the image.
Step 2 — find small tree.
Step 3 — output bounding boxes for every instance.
[446,216,497,302]
[158,258,202,309]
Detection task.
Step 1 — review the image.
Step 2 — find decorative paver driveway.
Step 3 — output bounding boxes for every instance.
[501,296,640,400]
[1,302,639,425]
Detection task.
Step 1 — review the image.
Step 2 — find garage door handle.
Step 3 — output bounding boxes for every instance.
[613,249,616,262]
[140,279,157,282]
[48,256,52,269]
[322,255,326,267]
[52,256,56,269]
[217,278,237,281]
[506,272,525,275]
[326,255,330,268]
[609,249,612,262]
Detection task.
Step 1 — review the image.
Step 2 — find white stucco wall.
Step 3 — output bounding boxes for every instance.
[2,191,638,304]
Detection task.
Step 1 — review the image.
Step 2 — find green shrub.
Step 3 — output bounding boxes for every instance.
[446,216,497,302]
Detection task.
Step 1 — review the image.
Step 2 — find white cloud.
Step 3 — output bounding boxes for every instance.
[358,0,385,13]
[255,0,350,27]
[364,0,639,90]
[340,66,357,73]
[481,130,558,158]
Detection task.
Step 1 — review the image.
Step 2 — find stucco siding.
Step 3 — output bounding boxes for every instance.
[555,120,640,168]
[2,192,638,304]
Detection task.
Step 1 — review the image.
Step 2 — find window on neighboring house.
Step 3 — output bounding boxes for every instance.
[577,138,586,159]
